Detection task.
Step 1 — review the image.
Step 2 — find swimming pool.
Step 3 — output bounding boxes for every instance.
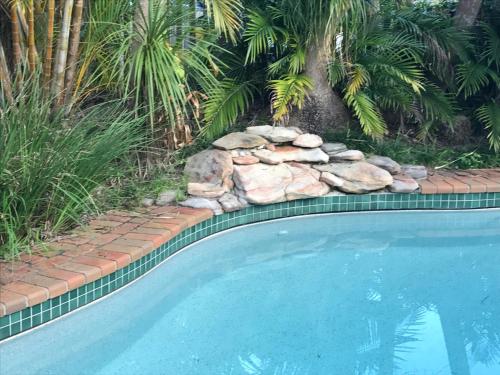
[1,210,499,374]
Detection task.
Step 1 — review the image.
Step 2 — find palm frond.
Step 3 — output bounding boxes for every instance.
[457,62,492,98]
[269,74,313,123]
[344,90,386,138]
[243,9,281,64]
[481,23,500,70]
[346,64,370,96]
[205,0,242,43]
[328,59,346,86]
[202,79,254,139]
[477,102,500,152]
[418,82,456,124]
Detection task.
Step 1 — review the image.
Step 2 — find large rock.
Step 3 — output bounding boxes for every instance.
[330,150,364,162]
[389,174,419,193]
[314,162,393,193]
[184,150,233,185]
[213,132,268,150]
[274,146,329,163]
[187,182,226,198]
[233,164,293,204]
[246,125,300,143]
[179,197,223,215]
[218,193,248,212]
[292,133,323,148]
[285,163,330,200]
[367,155,401,175]
[321,142,347,155]
[401,165,427,180]
[232,162,329,204]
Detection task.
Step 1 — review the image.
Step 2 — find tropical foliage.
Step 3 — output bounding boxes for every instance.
[240,0,500,148]
[0,0,499,257]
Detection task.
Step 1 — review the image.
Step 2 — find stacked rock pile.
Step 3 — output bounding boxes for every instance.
[180,126,426,214]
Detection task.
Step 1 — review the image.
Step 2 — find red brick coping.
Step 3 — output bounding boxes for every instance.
[0,206,213,317]
[421,169,500,194]
[1,168,499,317]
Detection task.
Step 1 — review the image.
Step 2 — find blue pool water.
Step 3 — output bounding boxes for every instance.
[1,210,499,375]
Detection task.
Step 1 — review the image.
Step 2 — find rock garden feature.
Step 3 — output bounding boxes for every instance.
[181,126,423,214]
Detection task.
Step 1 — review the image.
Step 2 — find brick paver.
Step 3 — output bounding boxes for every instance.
[420,168,500,194]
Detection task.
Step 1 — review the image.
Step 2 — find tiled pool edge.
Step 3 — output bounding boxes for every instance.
[1,192,499,341]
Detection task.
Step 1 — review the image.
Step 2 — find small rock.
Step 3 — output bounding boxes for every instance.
[292,133,323,148]
[218,193,245,212]
[320,172,345,188]
[246,125,300,143]
[253,149,283,165]
[389,174,419,193]
[367,155,401,175]
[321,142,348,155]
[155,190,177,206]
[330,150,365,161]
[314,162,393,194]
[401,165,427,180]
[213,132,268,150]
[274,146,329,163]
[230,149,252,157]
[142,198,154,207]
[265,144,276,151]
[179,197,223,215]
[187,182,226,198]
[233,155,260,165]
[325,190,347,196]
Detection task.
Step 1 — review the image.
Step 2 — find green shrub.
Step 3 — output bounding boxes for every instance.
[0,94,144,259]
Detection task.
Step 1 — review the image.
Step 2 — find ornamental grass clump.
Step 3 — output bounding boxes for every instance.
[0,89,144,259]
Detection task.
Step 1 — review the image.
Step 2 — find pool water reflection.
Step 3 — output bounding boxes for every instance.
[1,210,499,374]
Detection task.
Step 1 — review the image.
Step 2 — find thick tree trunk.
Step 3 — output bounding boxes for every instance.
[288,42,350,135]
[454,0,482,28]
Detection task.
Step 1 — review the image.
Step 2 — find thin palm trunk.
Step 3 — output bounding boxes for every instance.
[0,40,14,105]
[63,0,85,108]
[134,0,149,50]
[43,0,56,89]
[51,0,74,107]
[27,0,36,72]
[11,2,22,71]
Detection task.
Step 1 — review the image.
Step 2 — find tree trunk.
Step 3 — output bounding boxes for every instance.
[288,41,350,135]
[63,0,85,109]
[27,0,36,72]
[11,3,22,71]
[43,0,56,89]
[454,0,482,28]
[0,40,14,105]
[134,0,149,46]
[51,0,74,107]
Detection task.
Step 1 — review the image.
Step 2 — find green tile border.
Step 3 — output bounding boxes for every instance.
[1,192,499,341]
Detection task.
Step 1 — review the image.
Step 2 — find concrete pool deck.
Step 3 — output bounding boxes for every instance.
[1,168,499,339]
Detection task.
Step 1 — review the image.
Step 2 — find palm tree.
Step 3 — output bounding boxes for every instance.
[244,0,365,133]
